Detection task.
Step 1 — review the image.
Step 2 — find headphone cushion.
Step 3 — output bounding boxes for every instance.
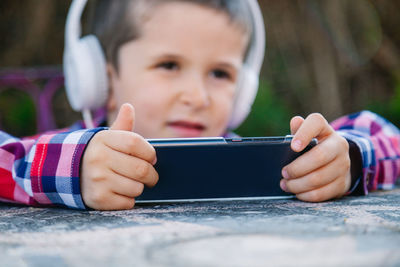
[64,35,108,111]
[228,66,259,129]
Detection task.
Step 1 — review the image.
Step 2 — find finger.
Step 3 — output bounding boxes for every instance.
[284,156,349,194]
[291,113,334,152]
[110,103,135,132]
[87,191,136,211]
[282,135,346,179]
[104,194,136,210]
[295,174,350,202]
[110,173,145,198]
[290,116,304,135]
[98,130,157,164]
[106,146,159,187]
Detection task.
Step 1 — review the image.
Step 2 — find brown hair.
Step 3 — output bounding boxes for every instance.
[88,0,252,70]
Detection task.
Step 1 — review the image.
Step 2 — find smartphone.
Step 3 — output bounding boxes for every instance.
[135,135,317,203]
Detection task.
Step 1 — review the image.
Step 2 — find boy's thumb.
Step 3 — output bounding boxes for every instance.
[110,103,135,131]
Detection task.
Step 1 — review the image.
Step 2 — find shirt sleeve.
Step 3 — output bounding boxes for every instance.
[330,110,400,195]
[0,127,106,209]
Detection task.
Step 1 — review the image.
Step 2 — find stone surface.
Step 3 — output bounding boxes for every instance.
[1,188,400,267]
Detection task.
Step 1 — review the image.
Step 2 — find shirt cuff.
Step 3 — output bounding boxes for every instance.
[337,130,376,195]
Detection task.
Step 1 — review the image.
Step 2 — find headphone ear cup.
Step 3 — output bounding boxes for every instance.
[228,65,259,130]
[64,35,108,111]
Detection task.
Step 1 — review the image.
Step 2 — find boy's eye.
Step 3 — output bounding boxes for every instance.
[211,69,232,80]
[156,61,179,70]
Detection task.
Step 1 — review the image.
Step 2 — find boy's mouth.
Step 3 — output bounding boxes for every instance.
[167,120,206,137]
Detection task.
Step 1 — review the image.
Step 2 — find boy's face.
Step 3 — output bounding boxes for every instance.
[107,2,249,138]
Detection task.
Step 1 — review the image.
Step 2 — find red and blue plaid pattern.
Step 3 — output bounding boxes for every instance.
[0,127,105,209]
[331,111,400,194]
[0,111,399,210]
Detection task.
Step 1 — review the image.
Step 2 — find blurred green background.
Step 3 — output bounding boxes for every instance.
[1,0,400,137]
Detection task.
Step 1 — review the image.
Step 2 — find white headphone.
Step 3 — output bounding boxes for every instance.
[63,0,265,130]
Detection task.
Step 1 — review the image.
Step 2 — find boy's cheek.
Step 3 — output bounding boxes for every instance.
[212,111,233,136]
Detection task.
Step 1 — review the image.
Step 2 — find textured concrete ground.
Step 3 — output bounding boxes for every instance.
[0,188,399,267]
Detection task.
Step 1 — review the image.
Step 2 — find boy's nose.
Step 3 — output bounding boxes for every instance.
[179,76,210,109]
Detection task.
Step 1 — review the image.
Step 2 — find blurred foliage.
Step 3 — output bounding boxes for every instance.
[1,0,400,137]
[236,80,292,136]
[0,90,36,136]
[367,80,400,125]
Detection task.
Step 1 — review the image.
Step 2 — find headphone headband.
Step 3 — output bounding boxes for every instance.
[65,0,87,50]
[246,0,266,74]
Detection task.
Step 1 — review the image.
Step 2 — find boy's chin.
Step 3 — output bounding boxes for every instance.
[166,125,206,138]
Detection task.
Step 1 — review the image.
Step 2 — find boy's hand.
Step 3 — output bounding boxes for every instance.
[81,103,158,210]
[280,113,351,202]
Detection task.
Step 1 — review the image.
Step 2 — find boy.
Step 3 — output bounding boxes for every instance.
[0,0,399,210]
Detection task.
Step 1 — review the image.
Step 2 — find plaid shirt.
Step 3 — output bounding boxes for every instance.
[331,111,400,193]
[0,110,399,209]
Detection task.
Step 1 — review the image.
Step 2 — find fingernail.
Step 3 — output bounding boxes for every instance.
[152,156,157,165]
[282,169,289,179]
[280,179,289,192]
[293,139,302,151]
